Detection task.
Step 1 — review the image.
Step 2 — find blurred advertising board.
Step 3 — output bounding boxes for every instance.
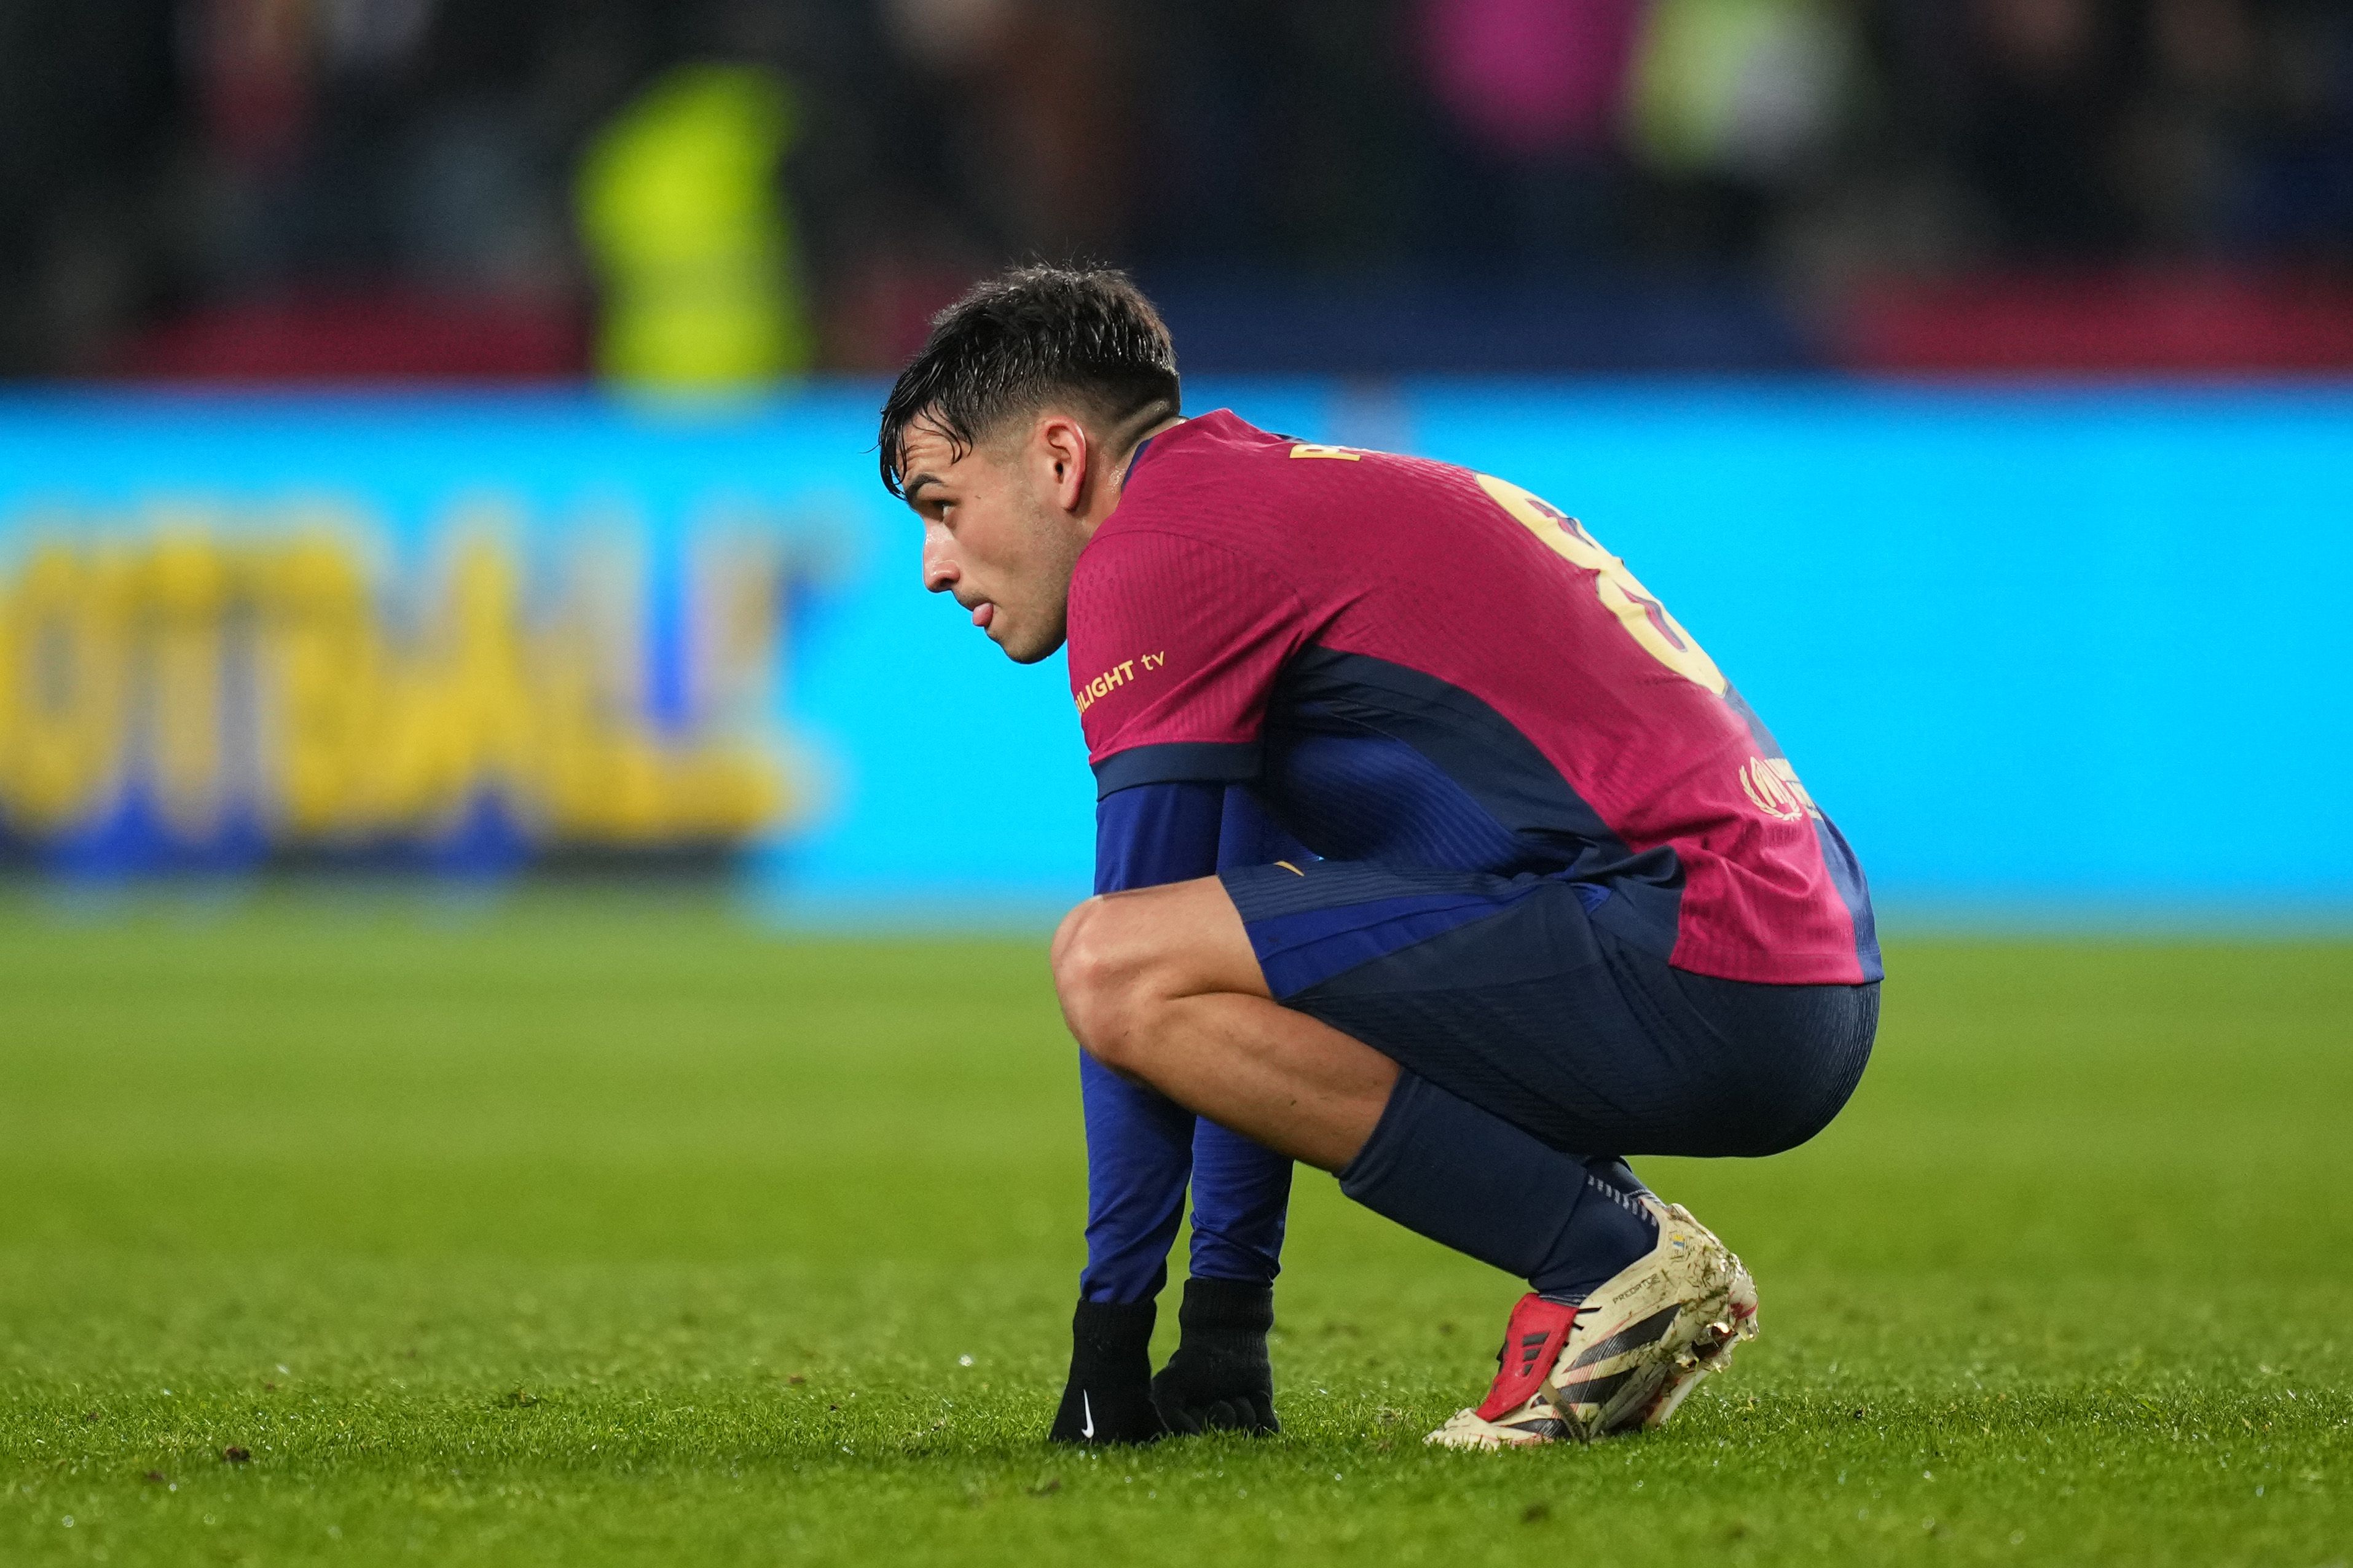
[1,384,2347,922]
[0,394,843,879]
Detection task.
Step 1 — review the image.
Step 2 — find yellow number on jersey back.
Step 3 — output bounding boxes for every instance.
[1476,474,1727,696]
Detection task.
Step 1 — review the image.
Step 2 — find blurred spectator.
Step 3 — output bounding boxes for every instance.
[2215,0,2353,261]
[0,0,179,373]
[1624,0,1853,260]
[1627,0,1850,185]
[577,62,814,388]
[884,0,1135,260]
[194,0,318,173]
[1,0,2351,377]
[1955,0,2133,255]
[2117,0,2262,249]
[1418,0,1643,157]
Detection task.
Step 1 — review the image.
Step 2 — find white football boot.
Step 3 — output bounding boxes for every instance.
[1426,1196,1759,1449]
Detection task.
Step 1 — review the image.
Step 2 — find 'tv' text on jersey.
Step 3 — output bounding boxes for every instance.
[1066,411,1880,986]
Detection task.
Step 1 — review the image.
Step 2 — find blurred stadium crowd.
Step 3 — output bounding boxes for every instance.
[5,0,2352,380]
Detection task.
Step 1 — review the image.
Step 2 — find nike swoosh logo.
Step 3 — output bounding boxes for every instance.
[1081,1392,1094,1440]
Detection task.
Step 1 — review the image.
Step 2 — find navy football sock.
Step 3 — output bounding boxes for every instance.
[1585,1155,1651,1201]
[1553,1158,1659,1299]
[1338,1072,1656,1300]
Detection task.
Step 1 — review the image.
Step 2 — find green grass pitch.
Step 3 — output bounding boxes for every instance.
[0,893,2346,1566]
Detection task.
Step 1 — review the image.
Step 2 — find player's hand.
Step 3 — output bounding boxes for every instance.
[1150,1276,1279,1436]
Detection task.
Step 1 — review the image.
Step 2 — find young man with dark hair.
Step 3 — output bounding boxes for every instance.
[879,265,1880,1449]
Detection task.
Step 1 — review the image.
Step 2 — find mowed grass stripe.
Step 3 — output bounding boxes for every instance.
[1,892,2346,1565]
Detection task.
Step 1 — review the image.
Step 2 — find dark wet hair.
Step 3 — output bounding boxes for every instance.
[877,265,1180,497]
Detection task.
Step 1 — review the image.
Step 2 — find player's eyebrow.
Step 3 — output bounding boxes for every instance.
[902,472,942,508]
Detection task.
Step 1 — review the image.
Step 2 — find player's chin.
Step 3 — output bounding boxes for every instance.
[998,621,1067,665]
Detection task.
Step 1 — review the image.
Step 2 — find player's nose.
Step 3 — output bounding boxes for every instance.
[921,535,957,595]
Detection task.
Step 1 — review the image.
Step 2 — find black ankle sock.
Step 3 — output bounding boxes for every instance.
[1338,1072,1656,1300]
[1048,1299,1166,1445]
[1152,1277,1279,1434]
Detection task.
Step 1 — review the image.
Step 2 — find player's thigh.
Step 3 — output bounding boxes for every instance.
[1050,876,1270,1030]
[1222,858,1871,1156]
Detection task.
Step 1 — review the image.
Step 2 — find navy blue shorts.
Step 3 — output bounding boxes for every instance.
[1220,858,1877,1159]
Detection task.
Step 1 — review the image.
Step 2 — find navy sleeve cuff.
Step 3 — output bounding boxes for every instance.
[1096,779,1225,893]
[1092,741,1260,799]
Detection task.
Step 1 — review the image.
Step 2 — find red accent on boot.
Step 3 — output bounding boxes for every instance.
[1472,1293,1580,1422]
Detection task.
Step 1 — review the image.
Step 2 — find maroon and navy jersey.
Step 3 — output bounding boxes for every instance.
[1066,410,1879,986]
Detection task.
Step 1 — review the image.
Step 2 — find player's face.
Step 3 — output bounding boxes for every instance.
[903,418,1085,664]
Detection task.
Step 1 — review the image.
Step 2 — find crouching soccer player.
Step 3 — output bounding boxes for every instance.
[878,267,1880,1449]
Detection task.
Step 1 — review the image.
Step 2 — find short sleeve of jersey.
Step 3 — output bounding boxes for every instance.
[1067,526,1303,798]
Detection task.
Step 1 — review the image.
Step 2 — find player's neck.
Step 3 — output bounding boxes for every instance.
[1086,414,1187,535]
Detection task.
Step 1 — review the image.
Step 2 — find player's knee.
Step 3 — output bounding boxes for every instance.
[1051,896,1155,1071]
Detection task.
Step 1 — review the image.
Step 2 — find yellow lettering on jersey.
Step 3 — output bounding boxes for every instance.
[1768,758,1822,819]
[1738,756,1822,821]
[1073,654,1161,715]
[1289,444,1362,460]
[1739,758,1803,821]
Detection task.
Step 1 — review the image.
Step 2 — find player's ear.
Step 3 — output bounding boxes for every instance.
[1037,415,1089,515]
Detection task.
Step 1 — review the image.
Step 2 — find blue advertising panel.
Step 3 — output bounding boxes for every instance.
[1397,385,2353,921]
[0,383,2346,922]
